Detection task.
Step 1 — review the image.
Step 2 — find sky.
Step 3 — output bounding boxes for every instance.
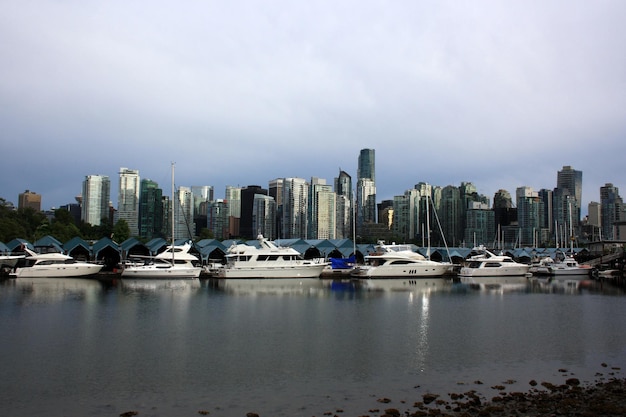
[1,0,625,215]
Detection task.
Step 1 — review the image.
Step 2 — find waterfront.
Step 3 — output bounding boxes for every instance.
[1,277,625,417]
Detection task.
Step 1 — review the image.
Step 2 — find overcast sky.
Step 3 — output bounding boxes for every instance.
[2,0,624,215]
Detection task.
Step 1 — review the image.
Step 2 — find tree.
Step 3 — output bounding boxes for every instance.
[112,219,130,243]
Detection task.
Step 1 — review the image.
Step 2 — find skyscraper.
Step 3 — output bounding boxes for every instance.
[334,170,352,239]
[252,194,276,240]
[557,165,582,223]
[240,185,268,239]
[516,186,541,246]
[225,186,241,238]
[138,179,164,240]
[308,177,336,239]
[357,148,375,182]
[118,167,140,236]
[174,186,195,239]
[600,183,623,240]
[357,149,376,232]
[82,175,111,226]
[282,178,308,239]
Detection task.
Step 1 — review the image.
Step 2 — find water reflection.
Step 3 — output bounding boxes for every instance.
[120,278,201,292]
[2,277,105,304]
[211,277,326,296]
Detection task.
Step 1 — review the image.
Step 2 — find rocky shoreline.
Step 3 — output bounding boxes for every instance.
[348,364,626,417]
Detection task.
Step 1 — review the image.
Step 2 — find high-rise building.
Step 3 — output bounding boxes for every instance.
[557,165,583,223]
[81,175,110,226]
[600,183,623,240]
[174,186,195,239]
[118,167,140,236]
[18,190,41,211]
[552,186,576,246]
[308,178,336,239]
[208,199,230,240]
[391,188,419,242]
[516,186,541,246]
[282,178,308,239]
[357,148,375,182]
[253,194,276,240]
[334,170,352,240]
[225,186,241,238]
[464,201,495,247]
[586,201,602,242]
[191,185,213,236]
[439,185,462,246]
[357,149,376,231]
[414,182,433,246]
[138,179,164,240]
[269,178,284,239]
[357,178,377,230]
[240,185,268,239]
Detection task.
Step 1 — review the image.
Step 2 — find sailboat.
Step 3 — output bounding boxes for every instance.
[547,201,592,280]
[121,163,202,279]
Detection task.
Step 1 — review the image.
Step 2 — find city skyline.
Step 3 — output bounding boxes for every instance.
[2,1,625,214]
[3,162,622,221]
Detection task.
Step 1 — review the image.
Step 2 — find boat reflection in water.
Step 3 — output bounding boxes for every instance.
[354,277,451,293]
[120,278,201,292]
[528,276,598,294]
[212,277,326,295]
[6,277,104,302]
[459,275,530,292]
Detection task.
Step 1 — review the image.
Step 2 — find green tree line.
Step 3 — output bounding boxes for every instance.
[0,198,130,244]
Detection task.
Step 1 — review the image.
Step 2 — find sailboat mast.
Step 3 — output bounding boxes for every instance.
[171,162,175,264]
[426,195,431,259]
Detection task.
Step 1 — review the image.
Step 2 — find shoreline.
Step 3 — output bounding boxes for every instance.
[343,364,625,417]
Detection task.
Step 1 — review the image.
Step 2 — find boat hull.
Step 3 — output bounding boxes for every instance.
[353,263,453,278]
[121,265,201,279]
[458,266,530,278]
[11,263,103,278]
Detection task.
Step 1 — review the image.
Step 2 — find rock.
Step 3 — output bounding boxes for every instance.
[566,378,581,386]
[422,393,439,404]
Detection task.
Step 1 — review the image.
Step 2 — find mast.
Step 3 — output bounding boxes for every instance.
[568,200,574,254]
[171,162,175,264]
[426,194,431,259]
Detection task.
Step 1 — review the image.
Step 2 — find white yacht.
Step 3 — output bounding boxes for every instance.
[458,246,530,279]
[541,254,592,279]
[10,247,103,278]
[121,241,202,279]
[352,241,453,278]
[217,235,327,279]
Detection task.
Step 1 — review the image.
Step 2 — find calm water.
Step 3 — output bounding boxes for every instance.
[1,276,625,417]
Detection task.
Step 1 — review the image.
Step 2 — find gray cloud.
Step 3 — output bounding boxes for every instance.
[1,0,624,213]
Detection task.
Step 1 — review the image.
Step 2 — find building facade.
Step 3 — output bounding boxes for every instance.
[81,175,110,226]
[118,167,140,236]
[18,190,41,211]
[282,178,308,239]
[138,179,164,240]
